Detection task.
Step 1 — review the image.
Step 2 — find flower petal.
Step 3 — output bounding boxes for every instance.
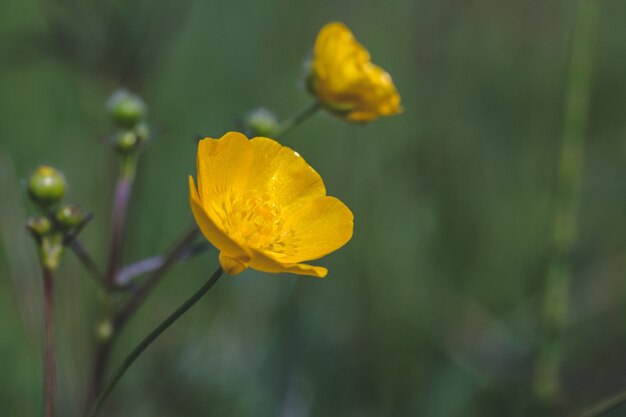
[277,196,354,263]
[247,137,326,211]
[247,248,328,278]
[311,22,402,122]
[196,132,253,201]
[189,176,250,260]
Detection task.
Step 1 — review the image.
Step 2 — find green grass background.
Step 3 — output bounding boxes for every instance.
[1,0,626,416]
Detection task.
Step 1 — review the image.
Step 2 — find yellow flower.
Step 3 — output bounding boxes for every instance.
[189,132,354,278]
[309,22,402,123]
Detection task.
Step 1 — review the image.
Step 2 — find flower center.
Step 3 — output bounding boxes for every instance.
[213,191,297,256]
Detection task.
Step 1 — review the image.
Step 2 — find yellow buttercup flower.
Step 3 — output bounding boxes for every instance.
[309,22,402,122]
[189,132,354,278]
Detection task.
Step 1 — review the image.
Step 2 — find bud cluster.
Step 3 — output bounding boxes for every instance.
[243,107,279,137]
[107,89,150,155]
[26,165,86,244]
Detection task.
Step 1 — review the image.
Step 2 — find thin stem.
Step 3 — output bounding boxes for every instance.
[42,265,55,417]
[116,241,210,287]
[274,101,322,138]
[62,213,94,246]
[83,226,200,415]
[64,214,104,284]
[534,0,599,408]
[573,388,626,417]
[87,266,224,417]
[83,158,137,413]
[83,334,115,415]
[113,226,200,326]
[104,158,137,289]
[70,240,104,285]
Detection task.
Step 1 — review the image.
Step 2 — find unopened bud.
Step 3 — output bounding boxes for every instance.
[55,204,84,229]
[28,165,66,207]
[113,130,139,154]
[107,89,146,128]
[26,216,52,236]
[245,108,278,137]
[97,320,114,341]
[134,122,150,143]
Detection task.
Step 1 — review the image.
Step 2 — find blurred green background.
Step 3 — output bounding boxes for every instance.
[2,0,626,416]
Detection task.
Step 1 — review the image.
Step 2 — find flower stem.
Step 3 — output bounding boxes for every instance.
[116,240,209,287]
[275,101,322,138]
[70,240,104,285]
[534,0,599,408]
[104,156,137,289]
[87,266,224,417]
[113,226,200,325]
[573,388,626,417]
[83,156,137,412]
[83,226,200,415]
[42,265,55,417]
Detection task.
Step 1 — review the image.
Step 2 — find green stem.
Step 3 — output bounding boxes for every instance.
[534,0,599,407]
[274,101,322,138]
[574,389,626,417]
[87,266,224,417]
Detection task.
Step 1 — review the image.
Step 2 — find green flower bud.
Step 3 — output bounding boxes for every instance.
[245,108,278,137]
[26,216,52,236]
[97,320,114,341]
[55,204,84,229]
[107,89,146,128]
[133,121,150,143]
[28,165,66,207]
[113,130,139,154]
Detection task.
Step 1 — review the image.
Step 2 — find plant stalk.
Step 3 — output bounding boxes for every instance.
[42,265,55,417]
[113,226,200,325]
[534,0,599,408]
[104,158,136,289]
[88,266,224,417]
[275,101,321,138]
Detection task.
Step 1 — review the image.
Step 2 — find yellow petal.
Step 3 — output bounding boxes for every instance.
[189,176,251,261]
[190,132,353,279]
[246,137,326,211]
[311,22,402,122]
[278,196,354,263]
[196,132,253,201]
[247,248,328,278]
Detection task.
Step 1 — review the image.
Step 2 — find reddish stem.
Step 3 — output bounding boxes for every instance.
[43,266,55,417]
[104,175,134,288]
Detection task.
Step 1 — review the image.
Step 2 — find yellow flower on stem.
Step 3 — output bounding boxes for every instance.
[189,132,354,277]
[309,22,402,123]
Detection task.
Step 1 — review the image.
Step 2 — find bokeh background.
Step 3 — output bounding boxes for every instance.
[2,0,626,416]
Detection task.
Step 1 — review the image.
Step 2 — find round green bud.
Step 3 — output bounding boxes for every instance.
[97,320,114,341]
[26,216,52,236]
[133,122,150,143]
[28,165,66,207]
[113,130,138,154]
[107,89,146,128]
[245,108,278,137]
[55,204,84,229]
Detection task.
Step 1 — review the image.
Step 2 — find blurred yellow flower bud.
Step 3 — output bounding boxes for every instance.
[309,22,402,122]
